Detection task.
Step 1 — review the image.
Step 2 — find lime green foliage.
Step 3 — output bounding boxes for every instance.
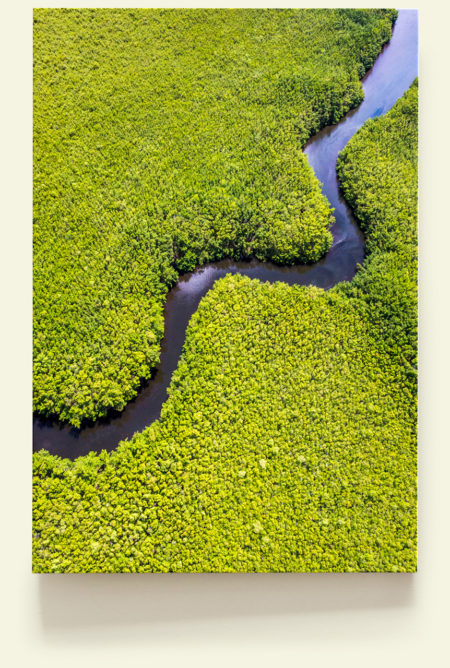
[337,80,418,376]
[33,8,397,426]
[33,280,416,572]
[33,82,417,573]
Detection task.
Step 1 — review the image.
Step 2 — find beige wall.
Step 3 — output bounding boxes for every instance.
[3,1,448,666]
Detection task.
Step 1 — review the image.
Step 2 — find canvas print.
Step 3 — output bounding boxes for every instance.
[33,8,418,573]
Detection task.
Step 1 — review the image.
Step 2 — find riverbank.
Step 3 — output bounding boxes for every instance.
[33,78,418,571]
[33,9,417,459]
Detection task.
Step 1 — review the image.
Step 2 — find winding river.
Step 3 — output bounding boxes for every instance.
[33,9,418,460]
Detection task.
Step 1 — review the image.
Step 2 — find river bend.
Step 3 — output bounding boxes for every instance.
[33,10,418,459]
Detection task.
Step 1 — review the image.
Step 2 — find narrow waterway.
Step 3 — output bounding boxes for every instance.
[33,9,418,459]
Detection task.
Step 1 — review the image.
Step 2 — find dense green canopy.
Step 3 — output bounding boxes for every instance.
[33,80,417,573]
[33,8,397,425]
[337,79,418,374]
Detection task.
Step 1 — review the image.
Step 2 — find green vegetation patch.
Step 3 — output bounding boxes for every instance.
[337,78,418,373]
[33,8,397,425]
[33,81,417,573]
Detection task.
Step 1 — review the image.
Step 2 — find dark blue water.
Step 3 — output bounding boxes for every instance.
[33,10,418,459]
